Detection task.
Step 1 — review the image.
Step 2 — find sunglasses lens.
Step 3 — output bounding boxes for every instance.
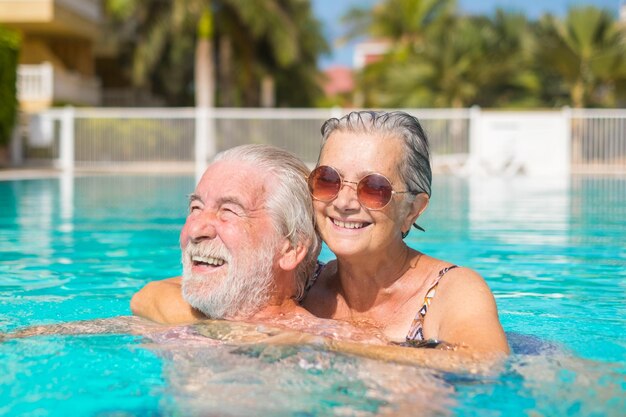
[309,166,341,201]
[357,174,393,209]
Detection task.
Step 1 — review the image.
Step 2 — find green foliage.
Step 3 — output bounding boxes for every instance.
[197,8,213,39]
[0,25,20,147]
[536,7,626,108]
[349,2,626,109]
[106,0,134,19]
[104,0,328,107]
[343,0,456,46]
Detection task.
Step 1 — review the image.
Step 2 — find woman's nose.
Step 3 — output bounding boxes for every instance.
[332,180,361,211]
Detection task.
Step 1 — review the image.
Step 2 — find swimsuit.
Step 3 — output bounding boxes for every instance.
[401,265,458,348]
[301,261,459,348]
[298,260,325,302]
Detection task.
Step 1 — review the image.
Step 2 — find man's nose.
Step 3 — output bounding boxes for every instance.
[187,210,218,243]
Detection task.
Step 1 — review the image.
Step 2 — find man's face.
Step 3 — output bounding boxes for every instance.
[179,160,281,319]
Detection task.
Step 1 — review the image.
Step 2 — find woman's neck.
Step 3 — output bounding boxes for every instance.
[334,244,422,310]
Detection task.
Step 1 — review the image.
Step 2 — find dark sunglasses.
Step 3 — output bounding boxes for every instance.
[307,165,419,210]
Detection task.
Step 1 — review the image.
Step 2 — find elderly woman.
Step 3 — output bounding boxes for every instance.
[301,111,508,354]
[132,111,508,355]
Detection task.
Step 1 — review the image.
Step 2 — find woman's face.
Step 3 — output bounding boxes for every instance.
[314,131,420,258]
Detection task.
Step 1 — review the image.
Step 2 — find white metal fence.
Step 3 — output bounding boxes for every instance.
[18,107,626,177]
[570,109,626,174]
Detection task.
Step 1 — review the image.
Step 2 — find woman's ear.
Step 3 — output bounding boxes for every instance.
[402,193,429,232]
[278,239,308,272]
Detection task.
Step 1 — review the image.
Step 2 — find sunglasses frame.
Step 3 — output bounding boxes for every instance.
[307,165,418,211]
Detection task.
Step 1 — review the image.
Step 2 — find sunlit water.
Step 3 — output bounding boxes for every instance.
[0,174,624,416]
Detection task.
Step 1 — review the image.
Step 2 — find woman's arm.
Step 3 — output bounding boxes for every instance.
[426,268,510,355]
[130,277,206,324]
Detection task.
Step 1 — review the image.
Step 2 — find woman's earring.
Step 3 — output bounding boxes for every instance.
[401,230,409,239]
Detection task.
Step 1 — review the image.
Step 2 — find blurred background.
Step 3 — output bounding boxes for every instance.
[0,0,625,173]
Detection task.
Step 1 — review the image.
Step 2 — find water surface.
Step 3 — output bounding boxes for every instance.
[0,174,624,416]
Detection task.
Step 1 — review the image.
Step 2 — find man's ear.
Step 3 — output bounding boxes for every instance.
[402,193,429,233]
[278,239,308,272]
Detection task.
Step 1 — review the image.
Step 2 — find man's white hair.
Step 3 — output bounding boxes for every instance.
[212,144,321,300]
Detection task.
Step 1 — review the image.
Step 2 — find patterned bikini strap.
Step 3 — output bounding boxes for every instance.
[298,260,326,302]
[423,265,459,307]
[405,264,459,343]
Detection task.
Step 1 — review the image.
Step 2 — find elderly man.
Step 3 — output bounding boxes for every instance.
[5,145,383,341]
[4,144,381,343]
[131,144,323,325]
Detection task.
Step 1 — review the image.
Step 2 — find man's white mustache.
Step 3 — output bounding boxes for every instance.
[180,236,275,320]
[183,240,232,269]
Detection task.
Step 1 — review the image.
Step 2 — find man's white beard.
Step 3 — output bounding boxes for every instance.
[181,239,277,320]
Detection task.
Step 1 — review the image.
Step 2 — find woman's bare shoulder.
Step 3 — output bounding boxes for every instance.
[415,254,491,296]
[301,260,339,317]
[427,265,509,353]
[436,266,495,302]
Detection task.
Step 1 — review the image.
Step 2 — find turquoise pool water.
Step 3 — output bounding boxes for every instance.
[0,174,624,416]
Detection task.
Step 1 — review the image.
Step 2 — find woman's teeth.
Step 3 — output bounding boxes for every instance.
[332,219,366,229]
[191,255,225,266]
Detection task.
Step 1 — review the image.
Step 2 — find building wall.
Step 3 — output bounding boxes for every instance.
[1,0,102,108]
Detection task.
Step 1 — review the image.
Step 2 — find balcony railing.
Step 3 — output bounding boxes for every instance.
[17,63,53,101]
[17,63,101,107]
[0,0,101,23]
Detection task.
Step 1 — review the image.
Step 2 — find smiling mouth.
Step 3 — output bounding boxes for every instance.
[331,218,370,230]
[191,255,226,267]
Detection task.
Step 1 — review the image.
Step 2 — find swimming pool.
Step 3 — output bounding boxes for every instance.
[1,174,624,416]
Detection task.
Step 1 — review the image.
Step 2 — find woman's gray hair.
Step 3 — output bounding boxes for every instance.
[319,110,432,197]
[213,144,321,300]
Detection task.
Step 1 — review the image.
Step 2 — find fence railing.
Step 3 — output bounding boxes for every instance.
[570,109,626,174]
[19,107,626,177]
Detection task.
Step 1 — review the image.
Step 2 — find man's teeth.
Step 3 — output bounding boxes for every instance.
[332,219,365,229]
[191,255,225,266]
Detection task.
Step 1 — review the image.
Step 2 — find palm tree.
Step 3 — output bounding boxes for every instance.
[369,15,488,108]
[105,0,327,107]
[342,0,456,50]
[477,10,541,108]
[356,11,538,109]
[342,0,457,107]
[195,8,214,108]
[536,6,626,108]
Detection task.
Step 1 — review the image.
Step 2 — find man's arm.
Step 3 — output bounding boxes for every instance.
[2,316,167,340]
[130,277,206,324]
[245,330,505,375]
